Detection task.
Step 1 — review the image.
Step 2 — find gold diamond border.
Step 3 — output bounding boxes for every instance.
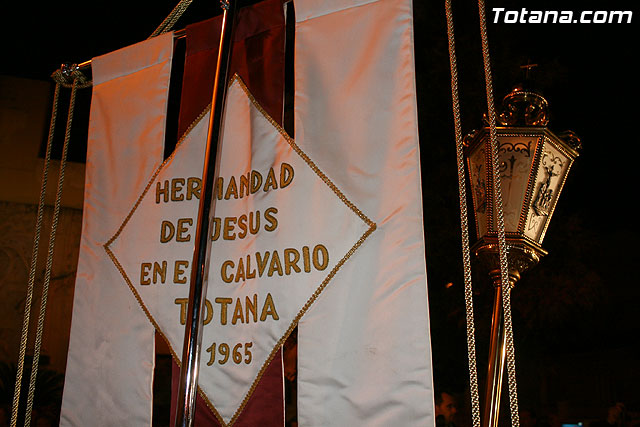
[104,74,376,426]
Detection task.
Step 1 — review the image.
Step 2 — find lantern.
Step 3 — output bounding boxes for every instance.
[464,83,581,426]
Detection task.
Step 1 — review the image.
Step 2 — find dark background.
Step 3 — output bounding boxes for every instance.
[414,1,639,424]
[2,0,638,424]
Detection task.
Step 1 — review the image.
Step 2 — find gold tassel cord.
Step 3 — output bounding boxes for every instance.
[10,67,89,427]
[444,0,481,425]
[24,70,85,427]
[149,0,194,38]
[477,0,521,425]
[9,78,60,427]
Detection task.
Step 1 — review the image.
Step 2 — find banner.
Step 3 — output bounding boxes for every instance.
[169,2,287,423]
[60,32,174,426]
[61,0,433,424]
[294,0,435,424]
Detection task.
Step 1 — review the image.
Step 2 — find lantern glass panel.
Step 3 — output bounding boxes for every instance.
[525,137,572,243]
[468,144,488,239]
[468,133,540,240]
[496,135,538,234]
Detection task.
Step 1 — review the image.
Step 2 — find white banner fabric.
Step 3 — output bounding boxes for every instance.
[294,0,435,425]
[60,33,173,426]
[105,73,372,425]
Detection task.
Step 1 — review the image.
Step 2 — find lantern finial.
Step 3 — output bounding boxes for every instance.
[496,62,550,127]
[498,85,549,127]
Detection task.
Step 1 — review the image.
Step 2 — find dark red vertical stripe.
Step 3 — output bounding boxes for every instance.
[170,0,286,425]
[177,0,285,138]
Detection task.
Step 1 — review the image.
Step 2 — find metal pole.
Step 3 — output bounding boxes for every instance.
[483,280,508,427]
[174,1,237,426]
[475,240,546,426]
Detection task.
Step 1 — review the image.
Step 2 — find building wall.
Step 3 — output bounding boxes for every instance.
[0,202,81,374]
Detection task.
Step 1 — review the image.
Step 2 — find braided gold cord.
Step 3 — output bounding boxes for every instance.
[10,80,61,427]
[23,70,81,427]
[52,67,92,89]
[444,1,481,425]
[477,0,520,424]
[149,0,194,38]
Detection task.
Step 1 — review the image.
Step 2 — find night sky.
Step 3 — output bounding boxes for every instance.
[413,0,639,419]
[3,0,639,422]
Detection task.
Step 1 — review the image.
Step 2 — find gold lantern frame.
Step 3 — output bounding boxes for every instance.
[463,87,581,426]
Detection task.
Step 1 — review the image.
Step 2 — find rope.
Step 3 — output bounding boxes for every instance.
[477,0,520,425]
[23,70,81,427]
[149,0,194,38]
[444,1,481,425]
[10,66,86,427]
[52,67,92,89]
[9,77,61,427]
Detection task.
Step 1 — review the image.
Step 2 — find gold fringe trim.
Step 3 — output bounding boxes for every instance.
[104,74,376,426]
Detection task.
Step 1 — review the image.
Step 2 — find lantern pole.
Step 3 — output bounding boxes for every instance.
[485,278,507,427]
[174,1,238,426]
[465,76,580,425]
[475,240,545,427]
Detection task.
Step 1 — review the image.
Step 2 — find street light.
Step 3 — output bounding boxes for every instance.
[464,82,581,426]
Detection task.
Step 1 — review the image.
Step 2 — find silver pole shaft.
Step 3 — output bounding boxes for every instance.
[174,2,238,426]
